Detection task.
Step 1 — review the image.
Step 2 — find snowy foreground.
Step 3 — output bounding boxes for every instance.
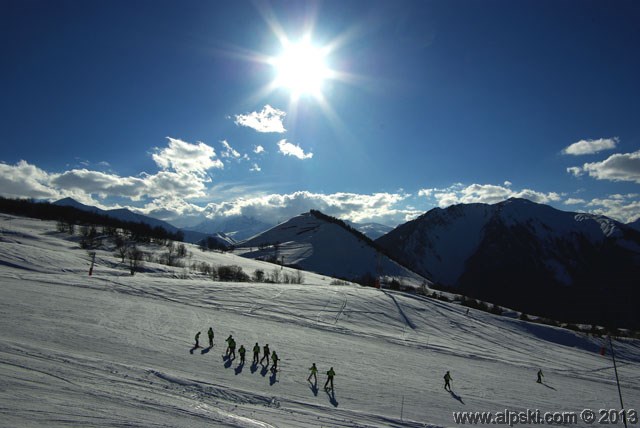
[1,214,639,427]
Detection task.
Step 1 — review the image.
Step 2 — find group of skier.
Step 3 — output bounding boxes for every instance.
[307,362,335,391]
[193,328,337,391]
[194,329,282,373]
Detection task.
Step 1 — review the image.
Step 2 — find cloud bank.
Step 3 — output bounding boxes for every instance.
[567,151,640,183]
[419,183,561,207]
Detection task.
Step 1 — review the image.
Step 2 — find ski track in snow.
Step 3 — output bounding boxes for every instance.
[1,214,639,427]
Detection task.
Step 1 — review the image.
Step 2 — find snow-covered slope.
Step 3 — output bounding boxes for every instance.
[1,213,639,427]
[238,211,426,286]
[377,198,640,327]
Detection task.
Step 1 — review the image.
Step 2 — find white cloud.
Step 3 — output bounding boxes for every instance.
[585,195,640,224]
[253,145,265,154]
[250,163,262,172]
[417,189,433,198]
[277,139,313,160]
[234,105,286,133]
[220,140,241,159]
[567,166,583,177]
[152,137,223,175]
[562,137,618,156]
[503,181,512,187]
[0,138,225,206]
[0,160,61,200]
[419,183,561,207]
[567,151,640,183]
[564,198,586,205]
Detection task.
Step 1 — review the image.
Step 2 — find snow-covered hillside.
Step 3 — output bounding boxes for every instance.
[1,213,639,427]
[238,211,426,286]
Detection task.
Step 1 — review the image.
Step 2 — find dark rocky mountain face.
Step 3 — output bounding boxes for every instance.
[377,198,640,328]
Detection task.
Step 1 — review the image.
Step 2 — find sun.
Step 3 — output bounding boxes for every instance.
[271,38,332,100]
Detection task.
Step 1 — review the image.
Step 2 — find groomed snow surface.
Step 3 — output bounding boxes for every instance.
[1,214,638,427]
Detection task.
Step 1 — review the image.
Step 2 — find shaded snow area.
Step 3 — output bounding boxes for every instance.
[1,214,639,427]
[239,213,426,286]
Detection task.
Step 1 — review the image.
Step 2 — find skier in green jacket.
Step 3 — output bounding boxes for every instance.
[307,363,318,383]
[270,351,279,372]
[238,345,246,364]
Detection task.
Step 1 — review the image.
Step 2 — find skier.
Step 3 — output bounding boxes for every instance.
[270,351,279,372]
[194,331,201,348]
[225,335,233,356]
[307,363,318,383]
[238,345,246,365]
[260,343,270,365]
[324,367,335,391]
[537,369,544,384]
[207,327,214,347]
[444,371,452,392]
[252,342,260,364]
[228,337,236,359]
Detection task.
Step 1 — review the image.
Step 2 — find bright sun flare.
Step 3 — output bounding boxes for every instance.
[272,39,332,99]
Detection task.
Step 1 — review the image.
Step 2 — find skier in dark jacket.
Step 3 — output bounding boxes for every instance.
[207,327,214,347]
[444,371,452,391]
[260,344,270,365]
[252,343,260,364]
[270,351,279,372]
[238,345,246,364]
[324,367,335,391]
[194,331,201,348]
[225,335,233,356]
[228,337,236,359]
[307,363,318,383]
[537,369,543,384]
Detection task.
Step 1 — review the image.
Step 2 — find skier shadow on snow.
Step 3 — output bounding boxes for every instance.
[250,362,259,374]
[235,362,244,375]
[189,346,199,355]
[309,382,319,396]
[540,382,556,391]
[201,346,212,355]
[260,365,269,377]
[449,390,465,404]
[223,355,233,369]
[325,388,338,407]
[269,370,278,385]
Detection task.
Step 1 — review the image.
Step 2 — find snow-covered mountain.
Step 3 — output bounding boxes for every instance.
[346,221,393,240]
[239,210,427,286]
[186,215,273,242]
[2,213,639,427]
[53,198,208,243]
[377,198,640,328]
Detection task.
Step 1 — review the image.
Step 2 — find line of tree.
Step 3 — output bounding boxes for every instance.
[0,197,183,243]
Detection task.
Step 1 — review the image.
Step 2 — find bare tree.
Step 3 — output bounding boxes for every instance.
[127,246,144,275]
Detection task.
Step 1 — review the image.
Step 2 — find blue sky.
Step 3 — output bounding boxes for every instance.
[1,0,639,227]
